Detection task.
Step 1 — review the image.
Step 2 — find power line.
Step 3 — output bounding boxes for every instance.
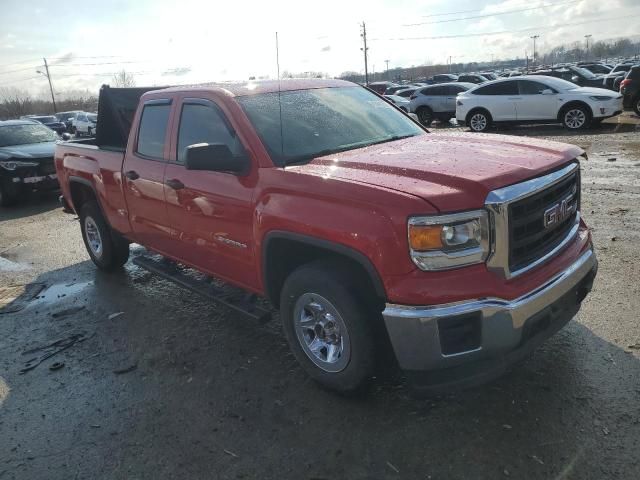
[372,13,640,41]
[0,64,43,76]
[418,2,536,18]
[402,0,581,27]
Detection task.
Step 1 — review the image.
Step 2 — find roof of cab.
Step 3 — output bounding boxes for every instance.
[152,78,356,97]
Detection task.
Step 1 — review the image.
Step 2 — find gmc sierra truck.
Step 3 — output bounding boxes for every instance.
[55,80,597,394]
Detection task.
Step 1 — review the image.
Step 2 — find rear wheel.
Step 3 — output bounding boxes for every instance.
[79,201,129,271]
[562,105,591,130]
[634,96,640,116]
[280,261,375,394]
[467,109,491,132]
[416,106,434,126]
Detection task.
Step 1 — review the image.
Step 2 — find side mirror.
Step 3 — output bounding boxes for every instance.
[185,143,249,174]
[408,112,420,122]
[61,132,72,141]
[541,89,554,95]
[571,75,580,83]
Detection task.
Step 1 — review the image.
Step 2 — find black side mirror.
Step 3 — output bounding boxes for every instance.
[185,143,249,174]
[61,132,72,141]
[571,75,580,84]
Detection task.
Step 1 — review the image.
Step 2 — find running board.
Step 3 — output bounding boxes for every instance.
[132,254,272,324]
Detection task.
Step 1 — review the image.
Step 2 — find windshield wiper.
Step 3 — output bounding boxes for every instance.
[282,134,418,167]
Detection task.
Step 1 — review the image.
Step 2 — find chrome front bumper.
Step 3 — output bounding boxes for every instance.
[382,247,597,389]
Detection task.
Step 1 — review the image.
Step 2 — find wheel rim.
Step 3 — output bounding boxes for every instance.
[565,109,586,129]
[84,216,103,258]
[470,113,487,131]
[293,293,351,373]
[418,109,432,124]
[636,98,640,113]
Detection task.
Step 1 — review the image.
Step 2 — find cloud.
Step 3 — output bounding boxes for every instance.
[321,45,331,52]
[162,67,192,76]
[51,52,75,65]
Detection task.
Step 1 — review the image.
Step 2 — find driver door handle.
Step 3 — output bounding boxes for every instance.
[165,178,185,190]
[124,170,139,180]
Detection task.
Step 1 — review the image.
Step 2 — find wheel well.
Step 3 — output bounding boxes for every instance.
[69,180,98,214]
[416,105,432,112]
[263,236,386,311]
[558,101,593,122]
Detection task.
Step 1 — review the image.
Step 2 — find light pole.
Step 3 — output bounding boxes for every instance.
[36,57,57,113]
[530,35,540,65]
[585,34,592,60]
[360,22,369,85]
[385,59,390,80]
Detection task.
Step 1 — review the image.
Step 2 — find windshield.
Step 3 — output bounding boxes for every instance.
[32,116,58,123]
[238,86,424,166]
[573,66,597,79]
[0,124,58,147]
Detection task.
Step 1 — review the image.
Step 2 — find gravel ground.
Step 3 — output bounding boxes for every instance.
[1,118,639,479]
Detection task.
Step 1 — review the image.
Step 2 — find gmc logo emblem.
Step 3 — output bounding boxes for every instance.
[544,192,576,229]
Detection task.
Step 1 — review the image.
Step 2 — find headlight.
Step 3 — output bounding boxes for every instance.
[0,160,39,171]
[408,210,490,270]
[589,95,613,101]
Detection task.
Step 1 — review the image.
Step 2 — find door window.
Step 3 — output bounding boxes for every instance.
[136,103,171,159]
[472,81,518,95]
[518,80,553,95]
[176,101,244,164]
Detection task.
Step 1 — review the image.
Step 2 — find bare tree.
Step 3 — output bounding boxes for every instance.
[112,70,136,87]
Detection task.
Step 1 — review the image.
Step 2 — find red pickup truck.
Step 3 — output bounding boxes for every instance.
[55,80,597,394]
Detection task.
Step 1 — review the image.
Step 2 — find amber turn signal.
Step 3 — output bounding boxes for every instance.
[408,225,443,251]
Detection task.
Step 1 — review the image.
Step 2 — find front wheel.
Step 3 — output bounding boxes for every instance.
[467,110,491,132]
[280,261,375,394]
[562,105,590,130]
[634,96,640,116]
[79,201,130,271]
[416,106,434,126]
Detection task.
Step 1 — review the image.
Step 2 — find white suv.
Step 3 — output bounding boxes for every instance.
[409,82,476,126]
[71,112,97,136]
[456,76,623,132]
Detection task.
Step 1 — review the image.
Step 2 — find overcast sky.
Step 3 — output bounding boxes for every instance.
[0,0,638,97]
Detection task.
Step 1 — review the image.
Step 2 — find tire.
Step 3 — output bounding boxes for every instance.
[561,104,591,130]
[87,127,93,136]
[280,260,375,394]
[0,179,21,207]
[416,106,434,126]
[634,96,640,116]
[79,201,129,271]
[467,109,492,132]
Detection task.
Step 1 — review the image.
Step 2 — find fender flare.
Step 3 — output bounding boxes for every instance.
[68,176,108,223]
[261,231,387,303]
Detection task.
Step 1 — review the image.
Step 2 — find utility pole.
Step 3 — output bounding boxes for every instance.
[584,34,592,60]
[448,55,452,73]
[360,22,369,85]
[530,35,539,65]
[385,59,390,80]
[38,58,57,113]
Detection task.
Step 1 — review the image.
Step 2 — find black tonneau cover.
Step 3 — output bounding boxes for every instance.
[95,85,166,149]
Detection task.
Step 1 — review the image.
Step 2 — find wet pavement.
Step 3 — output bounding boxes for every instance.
[1,119,640,479]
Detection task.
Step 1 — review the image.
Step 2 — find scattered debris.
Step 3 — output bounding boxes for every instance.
[603,426,610,436]
[274,399,284,407]
[607,157,617,162]
[386,461,400,474]
[51,306,86,319]
[628,344,640,350]
[108,312,125,320]
[611,236,618,242]
[113,363,137,375]
[530,455,545,465]
[90,424,101,429]
[224,449,239,458]
[503,468,510,476]
[502,424,513,430]
[20,333,88,374]
[49,362,65,371]
[608,208,629,215]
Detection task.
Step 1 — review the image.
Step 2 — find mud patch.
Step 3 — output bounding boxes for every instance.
[0,283,46,314]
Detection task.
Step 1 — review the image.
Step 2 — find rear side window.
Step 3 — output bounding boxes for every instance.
[518,80,551,95]
[177,102,244,164]
[473,81,518,95]
[423,86,445,95]
[447,85,467,94]
[137,103,171,159]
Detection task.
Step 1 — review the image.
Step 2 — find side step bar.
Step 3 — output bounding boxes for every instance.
[132,254,272,324]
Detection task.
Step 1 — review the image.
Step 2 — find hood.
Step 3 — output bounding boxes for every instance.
[289,133,583,212]
[0,141,56,161]
[573,86,622,96]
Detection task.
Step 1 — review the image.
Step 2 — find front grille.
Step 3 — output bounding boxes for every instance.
[508,170,579,272]
[37,158,56,175]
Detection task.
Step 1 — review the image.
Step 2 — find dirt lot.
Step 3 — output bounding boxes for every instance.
[1,117,639,479]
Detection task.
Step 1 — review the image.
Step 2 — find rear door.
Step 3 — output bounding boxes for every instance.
[122,98,174,252]
[516,80,558,120]
[163,96,259,290]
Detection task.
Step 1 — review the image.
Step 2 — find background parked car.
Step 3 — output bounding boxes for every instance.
[409,82,475,126]
[368,81,397,94]
[383,85,408,95]
[456,76,623,132]
[20,115,66,135]
[430,74,458,84]
[0,119,59,206]
[457,74,488,84]
[393,87,417,98]
[579,63,612,75]
[603,63,634,90]
[384,94,410,112]
[620,65,640,115]
[73,112,97,136]
[55,110,82,131]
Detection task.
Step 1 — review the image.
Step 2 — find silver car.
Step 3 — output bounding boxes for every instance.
[409,82,476,126]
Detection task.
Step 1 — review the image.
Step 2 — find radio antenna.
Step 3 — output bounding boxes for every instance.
[276,32,284,161]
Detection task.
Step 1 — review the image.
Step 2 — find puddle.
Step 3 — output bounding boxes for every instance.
[29,281,94,307]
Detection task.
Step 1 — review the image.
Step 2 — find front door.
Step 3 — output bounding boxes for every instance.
[163,97,258,291]
[515,80,559,121]
[122,99,173,252]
